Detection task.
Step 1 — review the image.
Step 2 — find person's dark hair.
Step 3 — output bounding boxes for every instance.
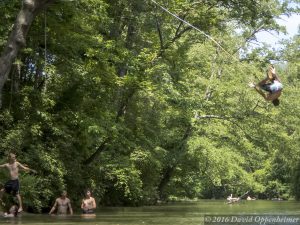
[85,189,92,195]
[11,205,19,217]
[8,152,16,158]
[272,99,280,106]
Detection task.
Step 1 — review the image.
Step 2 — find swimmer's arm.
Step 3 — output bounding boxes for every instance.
[0,163,8,168]
[49,200,58,214]
[92,198,97,209]
[81,200,85,209]
[68,201,73,215]
[17,162,37,173]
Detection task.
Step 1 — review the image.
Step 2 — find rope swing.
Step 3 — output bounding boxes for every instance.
[44,9,47,78]
[150,0,234,58]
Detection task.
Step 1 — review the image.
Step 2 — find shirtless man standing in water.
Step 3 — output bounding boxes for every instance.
[81,189,96,214]
[49,191,73,215]
[0,153,37,212]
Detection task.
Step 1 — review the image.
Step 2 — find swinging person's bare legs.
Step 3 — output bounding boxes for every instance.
[16,194,23,212]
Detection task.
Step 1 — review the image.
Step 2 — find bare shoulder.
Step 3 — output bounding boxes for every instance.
[16,161,24,167]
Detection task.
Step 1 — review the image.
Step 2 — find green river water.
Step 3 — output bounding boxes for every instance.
[1,200,300,225]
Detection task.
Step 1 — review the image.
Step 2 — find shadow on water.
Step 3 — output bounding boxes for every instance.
[1,200,300,225]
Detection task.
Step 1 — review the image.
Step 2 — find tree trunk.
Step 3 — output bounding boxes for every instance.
[157,125,192,200]
[83,3,140,165]
[157,166,175,200]
[0,0,55,108]
[82,138,110,165]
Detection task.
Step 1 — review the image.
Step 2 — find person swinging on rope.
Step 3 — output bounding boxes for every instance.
[248,65,283,106]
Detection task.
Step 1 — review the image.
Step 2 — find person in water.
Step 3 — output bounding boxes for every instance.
[248,65,283,106]
[246,195,256,200]
[81,189,96,214]
[227,194,240,204]
[0,153,37,212]
[49,190,73,215]
[3,204,19,217]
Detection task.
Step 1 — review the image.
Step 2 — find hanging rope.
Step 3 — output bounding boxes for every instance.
[150,0,267,106]
[44,9,47,73]
[149,0,266,83]
[150,0,235,59]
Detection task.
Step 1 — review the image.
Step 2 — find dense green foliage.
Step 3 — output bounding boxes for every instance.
[0,0,299,212]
